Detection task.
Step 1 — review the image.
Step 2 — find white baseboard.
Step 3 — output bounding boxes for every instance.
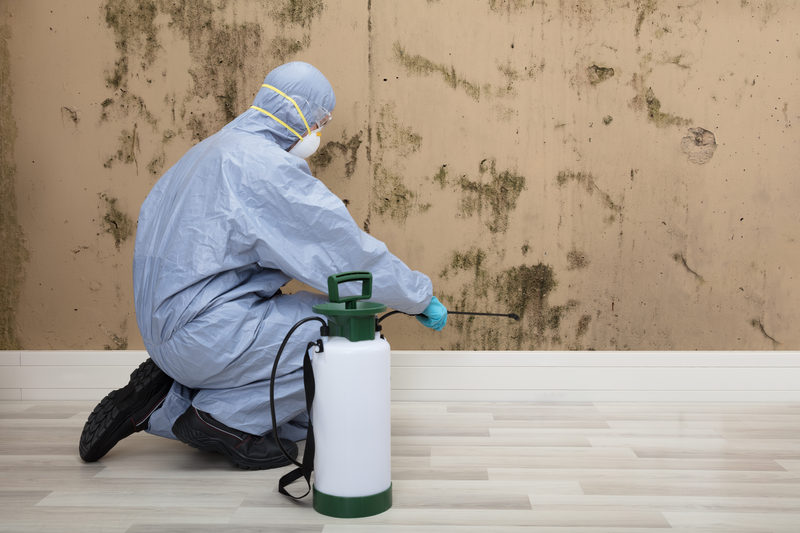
[1,350,799,402]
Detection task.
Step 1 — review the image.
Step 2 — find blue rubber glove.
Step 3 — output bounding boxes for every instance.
[416,296,448,331]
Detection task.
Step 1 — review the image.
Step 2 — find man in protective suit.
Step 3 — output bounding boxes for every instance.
[79,62,447,470]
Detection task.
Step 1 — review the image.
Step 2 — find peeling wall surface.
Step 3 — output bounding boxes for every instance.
[3,0,799,351]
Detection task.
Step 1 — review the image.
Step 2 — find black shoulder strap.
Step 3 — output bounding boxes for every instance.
[278,345,316,499]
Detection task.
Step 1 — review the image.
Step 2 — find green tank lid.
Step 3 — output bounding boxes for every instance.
[313,272,387,342]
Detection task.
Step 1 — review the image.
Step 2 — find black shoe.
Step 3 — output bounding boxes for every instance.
[172,406,298,470]
[79,358,173,462]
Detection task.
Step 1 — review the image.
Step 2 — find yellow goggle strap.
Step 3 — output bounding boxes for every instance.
[261,84,312,133]
[249,106,305,141]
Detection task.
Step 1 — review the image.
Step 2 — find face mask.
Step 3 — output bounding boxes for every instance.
[288,130,322,159]
[251,84,331,159]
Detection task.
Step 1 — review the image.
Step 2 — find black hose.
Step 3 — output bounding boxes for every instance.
[269,316,327,468]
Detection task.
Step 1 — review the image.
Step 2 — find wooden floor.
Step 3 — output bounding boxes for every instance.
[1,401,799,532]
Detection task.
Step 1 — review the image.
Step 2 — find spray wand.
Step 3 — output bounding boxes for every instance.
[377,309,519,324]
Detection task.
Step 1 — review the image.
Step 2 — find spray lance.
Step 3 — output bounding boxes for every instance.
[268,271,518,519]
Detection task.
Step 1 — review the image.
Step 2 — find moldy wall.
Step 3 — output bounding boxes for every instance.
[3,0,799,351]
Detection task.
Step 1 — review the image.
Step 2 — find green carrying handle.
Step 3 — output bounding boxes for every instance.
[327,271,373,310]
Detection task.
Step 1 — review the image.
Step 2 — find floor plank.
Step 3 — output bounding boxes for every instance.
[1,400,799,532]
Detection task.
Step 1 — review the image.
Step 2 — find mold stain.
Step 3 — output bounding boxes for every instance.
[441,249,580,351]
[521,242,530,256]
[567,249,589,270]
[587,65,615,85]
[393,42,483,101]
[374,164,415,221]
[376,103,422,156]
[100,194,135,250]
[103,0,160,89]
[309,131,363,178]
[271,0,324,27]
[750,318,779,348]
[103,318,128,350]
[458,158,526,234]
[105,125,141,172]
[147,150,166,176]
[634,0,657,37]
[433,165,448,189]
[631,76,692,128]
[556,170,622,219]
[489,0,535,13]
[372,104,421,222]
[0,23,29,350]
[672,252,704,283]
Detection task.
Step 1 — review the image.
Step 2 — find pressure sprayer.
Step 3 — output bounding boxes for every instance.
[269,271,519,519]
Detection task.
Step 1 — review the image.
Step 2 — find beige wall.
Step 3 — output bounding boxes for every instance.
[2,0,798,351]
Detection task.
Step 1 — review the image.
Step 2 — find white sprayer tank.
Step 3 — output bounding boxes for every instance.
[311,272,393,518]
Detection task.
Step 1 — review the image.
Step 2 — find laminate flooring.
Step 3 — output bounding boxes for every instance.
[1,400,799,532]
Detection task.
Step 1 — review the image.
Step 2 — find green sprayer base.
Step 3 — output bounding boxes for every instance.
[313,483,392,518]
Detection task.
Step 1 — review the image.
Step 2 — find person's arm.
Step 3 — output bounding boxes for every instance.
[244,156,432,315]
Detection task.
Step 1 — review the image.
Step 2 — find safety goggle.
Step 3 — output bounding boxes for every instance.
[251,84,332,140]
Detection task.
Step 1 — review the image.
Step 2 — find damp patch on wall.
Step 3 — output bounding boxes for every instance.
[100,194,135,250]
[457,158,526,234]
[0,23,28,350]
[680,127,717,164]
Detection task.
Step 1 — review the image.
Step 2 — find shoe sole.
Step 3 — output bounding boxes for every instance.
[172,414,298,471]
[79,359,172,462]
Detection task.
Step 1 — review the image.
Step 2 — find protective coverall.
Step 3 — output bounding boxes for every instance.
[133,62,433,441]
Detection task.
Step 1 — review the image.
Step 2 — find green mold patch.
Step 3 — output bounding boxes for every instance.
[394,42,483,101]
[105,125,141,172]
[271,0,324,27]
[458,159,525,234]
[103,318,129,350]
[0,24,28,350]
[557,170,622,218]
[634,0,657,37]
[268,35,309,65]
[433,165,448,189]
[103,0,159,89]
[567,249,589,270]
[440,247,490,298]
[489,0,535,12]
[309,131,363,178]
[441,248,582,350]
[100,194,135,250]
[587,65,615,85]
[374,164,415,221]
[376,103,422,156]
[147,150,166,176]
[372,105,422,222]
[576,314,591,337]
[631,77,692,128]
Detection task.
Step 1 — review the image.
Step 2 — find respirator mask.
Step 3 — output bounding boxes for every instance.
[251,85,332,159]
